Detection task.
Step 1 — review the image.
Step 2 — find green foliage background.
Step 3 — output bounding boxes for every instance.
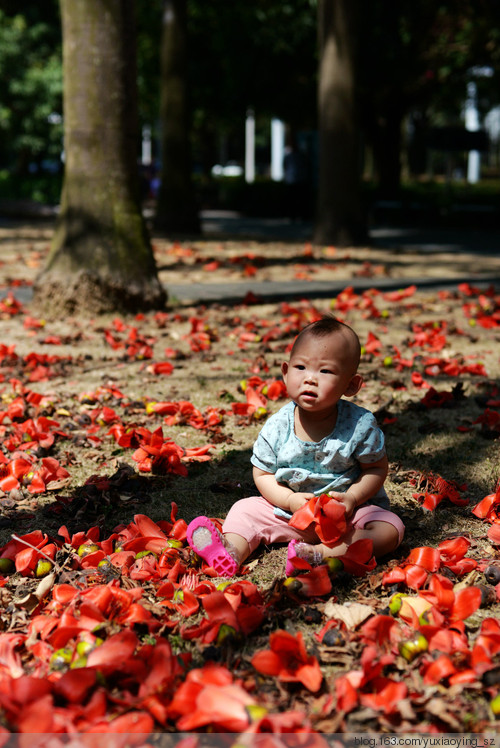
[1,1,500,205]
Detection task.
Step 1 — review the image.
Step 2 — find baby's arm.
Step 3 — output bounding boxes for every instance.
[253,466,314,513]
[328,454,388,518]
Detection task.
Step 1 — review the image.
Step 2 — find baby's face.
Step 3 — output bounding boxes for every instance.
[282,331,360,416]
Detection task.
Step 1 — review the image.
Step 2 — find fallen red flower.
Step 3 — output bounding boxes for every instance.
[0,292,23,315]
[157,581,200,617]
[412,472,468,511]
[360,615,396,646]
[359,676,407,713]
[472,483,500,520]
[418,575,481,622]
[251,629,323,692]
[0,633,25,677]
[339,538,376,575]
[168,663,259,732]
[422,653,458,685]
[53,668,97,704]
[335,674,359,713]
[289,494,346,547]
[285,563,332,597]
[438,536,478,574]
[383,285,417,301]
[487,523,500,545]
[181,587,264,643]
[86,629,138,673]
[231,386,268,418]
[15,541,57,576]
[363,331,382,355]
[406,546,441,571]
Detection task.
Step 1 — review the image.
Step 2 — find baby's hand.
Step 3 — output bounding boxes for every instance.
[327,491,357,519]
[288,492,315,514]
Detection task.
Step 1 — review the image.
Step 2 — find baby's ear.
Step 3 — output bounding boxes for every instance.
[344,374,363,397]
[281,361,289,378]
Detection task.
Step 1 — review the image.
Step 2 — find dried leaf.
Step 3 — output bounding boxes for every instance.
[425,698,463,730]
[13,591,40,613]
[323,601,374,629]
[34,571,56,600]
[453,569,481,591]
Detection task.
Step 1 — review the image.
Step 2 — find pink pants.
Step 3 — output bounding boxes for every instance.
[222,495,405,553]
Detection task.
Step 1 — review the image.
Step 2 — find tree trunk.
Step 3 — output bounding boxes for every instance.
[154,0,200,234]
[33,0,166,316]
[313,0,367,247]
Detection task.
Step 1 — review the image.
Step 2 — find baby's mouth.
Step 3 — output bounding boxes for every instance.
[301,390,317,399]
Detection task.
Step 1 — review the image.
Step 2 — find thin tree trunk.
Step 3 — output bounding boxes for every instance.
[155,0,200,234]
[33,0,166,315]
[313,0,367,247]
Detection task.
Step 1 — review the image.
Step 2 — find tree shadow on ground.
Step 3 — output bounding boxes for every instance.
[0,447,257,547]
[380,377,500,497]
[375,377,500,560]
[1,379,497,572]
[155,241,499,281]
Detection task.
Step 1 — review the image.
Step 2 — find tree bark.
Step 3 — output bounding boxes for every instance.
[313,0,367,247]
[33,0,166,316]
[154,0,200,234]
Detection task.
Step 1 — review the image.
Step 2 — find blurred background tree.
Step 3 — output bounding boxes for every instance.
[1,0,499,246]
[358,0,500,194]
[314,0,366,246]
[154,0,200,234]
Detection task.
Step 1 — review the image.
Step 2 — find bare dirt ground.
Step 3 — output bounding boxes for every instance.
[0,217,498,573]
[0,217,499,733]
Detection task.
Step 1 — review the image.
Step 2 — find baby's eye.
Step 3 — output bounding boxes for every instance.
[294,364,305,370]
[321,368,334,374]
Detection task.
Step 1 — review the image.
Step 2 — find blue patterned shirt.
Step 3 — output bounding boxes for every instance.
[251,399,386,497]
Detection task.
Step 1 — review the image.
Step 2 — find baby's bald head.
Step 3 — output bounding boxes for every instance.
[290,315,361,376]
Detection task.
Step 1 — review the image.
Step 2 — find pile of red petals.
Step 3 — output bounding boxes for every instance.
[323,536,495,716]
[382,536,479,590]
[0,494,498,735]
[0,511,326,735]
[460,283,500,328]
[289,493,347,546]
[472,482,500,545]
[103,318,157,360]
[410,471,469,511]
[0,282,498,735]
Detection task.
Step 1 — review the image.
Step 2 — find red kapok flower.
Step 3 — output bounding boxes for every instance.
[289,494,346,546]
[168,664,259,732]
[251,630,323,692]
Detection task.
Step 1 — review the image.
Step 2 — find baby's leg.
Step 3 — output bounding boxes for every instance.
[294,506,404,566]
[221,496,268,564]
[186,497,268,574]
[188,496,320,575]
[223,495,318,563]
[316,519,400,559]
[223,531,251,564]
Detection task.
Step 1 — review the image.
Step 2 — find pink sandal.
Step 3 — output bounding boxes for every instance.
[286,539,306,576]
[187,516,239,577]
[286,539,319,576]
[286,539,298,576]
